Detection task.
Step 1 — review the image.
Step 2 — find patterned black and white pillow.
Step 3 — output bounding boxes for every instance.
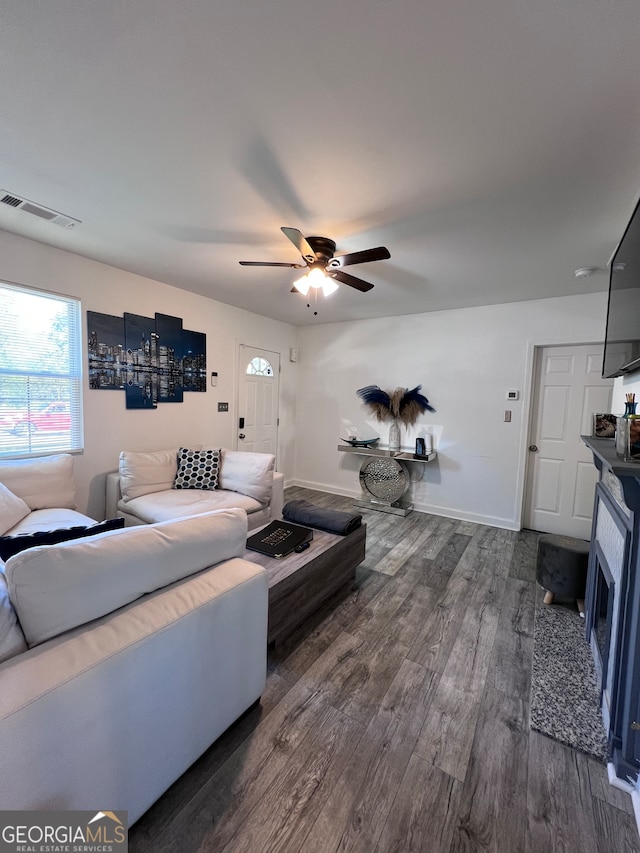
[173,448,221,490]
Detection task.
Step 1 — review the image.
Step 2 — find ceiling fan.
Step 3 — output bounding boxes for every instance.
[239,227,390,296]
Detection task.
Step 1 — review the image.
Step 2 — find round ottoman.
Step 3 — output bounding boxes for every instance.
[536,533,590,613]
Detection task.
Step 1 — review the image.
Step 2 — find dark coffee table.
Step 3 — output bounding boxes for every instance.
[243,522,366,645]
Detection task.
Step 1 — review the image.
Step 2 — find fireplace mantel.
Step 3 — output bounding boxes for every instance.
[582,435,640,783]
[581,436,640,507]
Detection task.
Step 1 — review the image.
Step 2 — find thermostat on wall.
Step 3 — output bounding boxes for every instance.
[506,390,520,401]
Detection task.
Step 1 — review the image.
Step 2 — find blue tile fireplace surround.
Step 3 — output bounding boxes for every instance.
[582,436,640,785]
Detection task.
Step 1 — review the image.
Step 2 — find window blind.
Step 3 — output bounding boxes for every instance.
[0,281,83,457]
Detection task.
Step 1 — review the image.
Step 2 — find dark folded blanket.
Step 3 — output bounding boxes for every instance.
[282,499,362,536]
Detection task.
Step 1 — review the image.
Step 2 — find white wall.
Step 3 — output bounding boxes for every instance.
[0,225,616,530]
[0,230,298,519]
[294,292,609,529]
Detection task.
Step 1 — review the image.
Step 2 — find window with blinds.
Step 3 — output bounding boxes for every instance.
[0,282,83,457]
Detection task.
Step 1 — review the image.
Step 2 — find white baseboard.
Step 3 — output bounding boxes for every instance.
[286,479,360,500]
[606,764,639,841]
[632,789,640,840]
[410,498,520,531]
[608,762,635,793]
[287,480,519,530]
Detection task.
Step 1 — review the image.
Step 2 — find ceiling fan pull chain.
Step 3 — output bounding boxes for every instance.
[305,290,319,316]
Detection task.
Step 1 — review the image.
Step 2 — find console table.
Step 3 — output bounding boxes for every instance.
[338,445,437,516]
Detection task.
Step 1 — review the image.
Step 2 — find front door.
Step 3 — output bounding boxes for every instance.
[523,343,613,538]
[236,344,280,461]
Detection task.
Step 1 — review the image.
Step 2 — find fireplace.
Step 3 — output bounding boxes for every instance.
[593,561,613,677]
[587,543,616,729]
[583,437,640,783]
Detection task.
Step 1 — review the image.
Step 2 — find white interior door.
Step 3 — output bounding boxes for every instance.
[236,345,280,461]
[523,344,613,538]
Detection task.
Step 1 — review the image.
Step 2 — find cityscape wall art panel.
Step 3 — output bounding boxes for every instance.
[124,313,158,410]
[87,311,125,390]
[155,313,184,403]
[87,310,207,410]
[181,329,207,393]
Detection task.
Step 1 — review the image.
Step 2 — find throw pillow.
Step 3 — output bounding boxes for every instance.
[0,518,125,561]
[119,447,203,502]
[0,483,31,537]
[217,449,275,504]
[0,453,77,510]
[173,448,220,490]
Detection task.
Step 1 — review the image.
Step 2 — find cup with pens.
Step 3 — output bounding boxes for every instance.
[625,393,637,417]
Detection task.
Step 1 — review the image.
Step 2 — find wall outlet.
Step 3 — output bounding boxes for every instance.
[218,402,229,412]
[504,410,512,422]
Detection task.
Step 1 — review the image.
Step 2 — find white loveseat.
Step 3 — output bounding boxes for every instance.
[0,455,268,824]
[106,447,284,530]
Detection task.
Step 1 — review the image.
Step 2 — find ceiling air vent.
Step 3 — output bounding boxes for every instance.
[0,190,81,229]
[1,193,22,208]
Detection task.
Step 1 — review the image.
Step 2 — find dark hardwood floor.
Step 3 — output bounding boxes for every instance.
[129,487,640,852]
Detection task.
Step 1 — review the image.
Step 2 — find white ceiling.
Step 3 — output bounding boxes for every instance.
[1,0,640,326]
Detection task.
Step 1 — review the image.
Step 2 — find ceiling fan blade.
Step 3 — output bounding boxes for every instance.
[281,227,317,263]
[239,261,305,268]
[330,269,374,292]
[327,246,391,268]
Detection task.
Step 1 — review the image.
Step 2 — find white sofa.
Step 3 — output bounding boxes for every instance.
[106,447,284,530]
[0,455,268,824]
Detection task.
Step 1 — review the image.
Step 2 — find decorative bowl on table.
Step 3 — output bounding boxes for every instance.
[340,437,380,447]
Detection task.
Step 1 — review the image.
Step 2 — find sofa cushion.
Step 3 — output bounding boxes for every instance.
[174,448,220,490]
[119,448,201,502]
[0,518,125,562]
[6,508,248,647]
[218,449,275,505]
[0,454,76,510]
[6,508,97,536]
[119,489,262,524]
[0,483,30,536]
[0,570,27,662]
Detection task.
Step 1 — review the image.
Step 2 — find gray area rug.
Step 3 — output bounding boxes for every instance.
[530,598,608,763]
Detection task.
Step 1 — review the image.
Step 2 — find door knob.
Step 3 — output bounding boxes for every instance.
[238,433,246,440]
[529,444,538,452]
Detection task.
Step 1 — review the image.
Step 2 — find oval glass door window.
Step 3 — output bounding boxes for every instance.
[246,357,273,376]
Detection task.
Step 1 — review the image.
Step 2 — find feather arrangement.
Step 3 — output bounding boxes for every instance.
[357,384,435,427]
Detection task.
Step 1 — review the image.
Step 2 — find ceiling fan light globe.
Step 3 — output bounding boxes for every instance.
[293,273,311,296]
[307,268,327,289]
[321,277,339,297]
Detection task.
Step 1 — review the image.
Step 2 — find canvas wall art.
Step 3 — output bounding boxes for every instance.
[87,310,206,409]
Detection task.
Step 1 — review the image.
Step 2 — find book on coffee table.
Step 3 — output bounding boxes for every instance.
[246,520,313,559]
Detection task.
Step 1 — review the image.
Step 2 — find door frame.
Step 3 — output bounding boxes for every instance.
[234,341,282,463]
[515,337,605,531]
